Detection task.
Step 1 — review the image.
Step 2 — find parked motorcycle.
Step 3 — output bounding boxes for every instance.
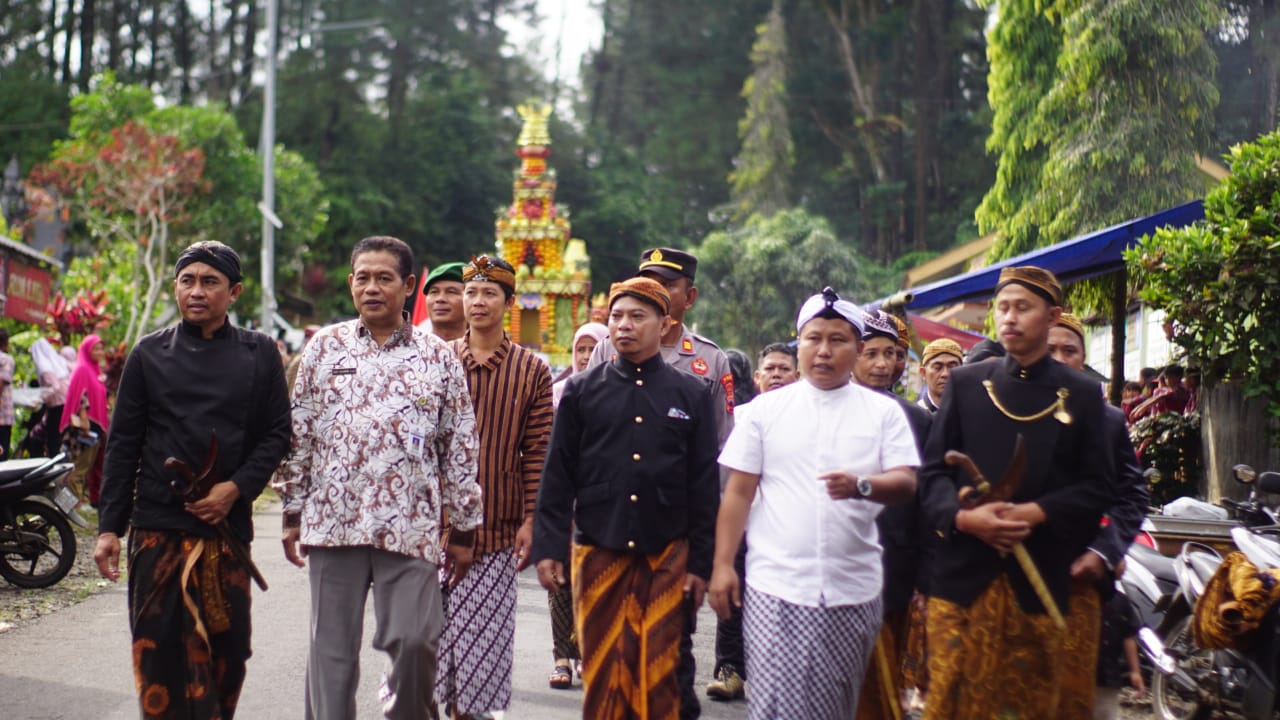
[1123,466,1280,638]
[0,453,79,589]
[1142,465,1280,720]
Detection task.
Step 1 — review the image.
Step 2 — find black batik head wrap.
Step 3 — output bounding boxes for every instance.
[175,241,243,285]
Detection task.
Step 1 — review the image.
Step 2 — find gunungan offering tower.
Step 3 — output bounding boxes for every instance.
[495,103,592,364]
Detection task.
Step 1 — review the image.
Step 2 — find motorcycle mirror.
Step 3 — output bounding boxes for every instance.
[1234,464,1257,484]
[1258,471,1280,495]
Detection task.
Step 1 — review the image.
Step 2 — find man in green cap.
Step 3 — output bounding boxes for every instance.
[424,262,468,342]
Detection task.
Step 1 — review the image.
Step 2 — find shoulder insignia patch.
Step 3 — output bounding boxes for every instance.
[691,358,709,375]
[681,337,695,354]
[720,373,735,414]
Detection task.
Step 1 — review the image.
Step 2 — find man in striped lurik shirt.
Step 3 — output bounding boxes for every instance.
[434,254,555,720]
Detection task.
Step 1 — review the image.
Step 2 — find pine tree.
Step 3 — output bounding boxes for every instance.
[729,0,794,223]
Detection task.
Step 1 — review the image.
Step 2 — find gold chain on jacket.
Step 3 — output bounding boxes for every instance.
[982,380,1073,425]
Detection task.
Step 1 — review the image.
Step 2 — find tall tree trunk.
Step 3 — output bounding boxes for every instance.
[911,0,943,251]
[106,0,123,70]
[47,0,59,75]
[237,0,258,105]
[1201,380,1280,503]
[127,0,143,78]
[588,0,614,132]
[78,0,95,91]
[1109,269,1127,407]
[207,0,222,100]
[147,0,161,86]
[61,0,76,86]
[176,0,194,101]
[1256,0,1280,134]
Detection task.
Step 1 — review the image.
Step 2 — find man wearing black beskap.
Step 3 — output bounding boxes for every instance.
[919,266,1116,719]
[95,240,292,720]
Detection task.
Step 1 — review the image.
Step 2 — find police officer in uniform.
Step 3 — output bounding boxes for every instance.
[586,248,732,717]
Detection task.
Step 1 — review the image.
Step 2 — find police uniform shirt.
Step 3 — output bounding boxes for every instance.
[919,353,1117,614]
[588,324,735,446]
[532,352,721,579]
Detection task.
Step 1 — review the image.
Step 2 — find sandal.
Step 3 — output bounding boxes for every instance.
[549,660,573,689]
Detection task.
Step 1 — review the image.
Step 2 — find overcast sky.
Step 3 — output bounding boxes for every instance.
[499,0,602,118]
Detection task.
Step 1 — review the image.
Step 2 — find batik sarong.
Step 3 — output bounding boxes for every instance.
[127,528,253,720]
[924,574,1065,720]
[855,608,910,720]
[573,539,687,720]
[743,585,881,720]
[434,547,517,714]
[1055,579,1102,720]
[549,581,580,660]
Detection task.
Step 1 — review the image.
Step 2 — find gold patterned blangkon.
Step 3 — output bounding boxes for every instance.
[982,380,1072,425]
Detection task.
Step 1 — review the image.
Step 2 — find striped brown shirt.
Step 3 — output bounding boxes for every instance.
[450,333,554,556]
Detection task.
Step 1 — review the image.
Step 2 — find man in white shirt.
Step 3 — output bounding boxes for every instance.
[708,287,920,719]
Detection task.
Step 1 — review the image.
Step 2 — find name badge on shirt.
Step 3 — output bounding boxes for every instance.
[409,433,426,458]
[332,367,356,376]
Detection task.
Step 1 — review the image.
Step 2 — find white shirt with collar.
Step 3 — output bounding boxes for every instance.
[718,379,920,607]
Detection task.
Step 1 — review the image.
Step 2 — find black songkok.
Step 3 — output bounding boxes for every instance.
[175,241,243,285]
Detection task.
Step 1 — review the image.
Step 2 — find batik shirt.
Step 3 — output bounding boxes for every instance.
[275,318,483,562]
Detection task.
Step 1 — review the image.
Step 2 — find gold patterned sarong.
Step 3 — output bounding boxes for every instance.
[572,539,687,720]
[923,574,1065,720]
[855,609,909,720]
[1055,580,1101,720]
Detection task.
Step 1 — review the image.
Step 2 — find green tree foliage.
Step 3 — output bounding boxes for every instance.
[691,208,897,354]
[983,0,1222,265]
[728,0,794,223]
[974,0,1062,257]
[1126,129,1280,422]
[33,118,209,345]
[31,75,326,338]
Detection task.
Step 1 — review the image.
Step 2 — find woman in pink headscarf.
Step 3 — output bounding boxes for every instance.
[61,335,110,505]
[551,322,609,409]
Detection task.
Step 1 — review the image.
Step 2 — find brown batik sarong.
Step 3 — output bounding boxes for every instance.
[572,539,687,720]
[1055,579,1102,720]
[128,529,253,720]
[923,574,1065,720]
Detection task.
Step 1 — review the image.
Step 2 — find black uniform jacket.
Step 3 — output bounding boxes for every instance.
[878,393,933,613]
[532,352,721,579]
[99,320,292,543]
[920,354,1117,614]
[1089,404,1150,569]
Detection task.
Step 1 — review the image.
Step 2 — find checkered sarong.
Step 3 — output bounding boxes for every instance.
[743,585,881,720]
[433,548,517,713]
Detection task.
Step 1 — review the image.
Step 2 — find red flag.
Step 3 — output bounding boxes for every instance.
[410,265,430,327]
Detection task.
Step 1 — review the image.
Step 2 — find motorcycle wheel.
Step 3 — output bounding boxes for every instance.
[0,500,77,589]
[1151,613,1213,720]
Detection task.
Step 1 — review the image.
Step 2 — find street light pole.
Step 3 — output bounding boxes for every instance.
[259,0,279,336]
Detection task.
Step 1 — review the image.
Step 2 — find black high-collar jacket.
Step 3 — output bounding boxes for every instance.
[920,353,1118,614]
[99,320,291,543]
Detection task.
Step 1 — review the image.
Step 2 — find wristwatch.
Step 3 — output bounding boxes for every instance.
[856,476,873,499]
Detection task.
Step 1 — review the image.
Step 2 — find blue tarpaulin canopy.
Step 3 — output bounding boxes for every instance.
[880,200,1205,310]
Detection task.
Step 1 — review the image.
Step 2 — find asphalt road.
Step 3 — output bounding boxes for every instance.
[0,504,746,719]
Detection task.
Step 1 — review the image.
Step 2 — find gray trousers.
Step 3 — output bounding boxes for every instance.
[305,546,443,720]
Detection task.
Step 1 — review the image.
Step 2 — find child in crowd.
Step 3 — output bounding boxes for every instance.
[1095,586,1145,719]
